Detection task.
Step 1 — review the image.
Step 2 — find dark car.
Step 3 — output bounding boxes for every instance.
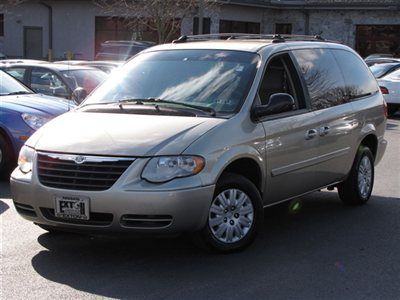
[95,40,155,61]
[0,70,73,177]
[369,62,400,79]
[1,63,108,103]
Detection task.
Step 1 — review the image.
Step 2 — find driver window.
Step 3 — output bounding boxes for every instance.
[31,68,68,97]
[258,54,304,109]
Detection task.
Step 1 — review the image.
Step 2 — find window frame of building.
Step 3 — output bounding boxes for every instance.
[219,20,260,34]
[0,14,4,37]
[275,23,292,35]
[193,17,211,35]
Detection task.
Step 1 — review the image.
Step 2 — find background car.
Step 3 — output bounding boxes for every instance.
[365,57,400,67]
[377,68,400,116]
[55,60,123,74]
[95,40,155,61]
[1,62,108,103]
[369,62,400,79]
[0,70,73,177]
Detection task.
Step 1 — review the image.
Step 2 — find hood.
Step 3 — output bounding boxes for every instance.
[28,111,226,156]
[1,94,74,116]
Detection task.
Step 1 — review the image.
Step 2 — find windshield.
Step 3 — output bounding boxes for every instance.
[60,69,107,94]
[85,50,260,114]
[0,70,33,96]
[370,64,399,78]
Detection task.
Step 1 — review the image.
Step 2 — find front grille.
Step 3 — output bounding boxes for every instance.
[41,208,113,226]
[37,153,134,191]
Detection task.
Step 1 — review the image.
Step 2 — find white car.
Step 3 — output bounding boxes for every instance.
[378,68,400,115]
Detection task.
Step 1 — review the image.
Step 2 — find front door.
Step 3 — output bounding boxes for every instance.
[258,53,321,203]
[24,27,43,59]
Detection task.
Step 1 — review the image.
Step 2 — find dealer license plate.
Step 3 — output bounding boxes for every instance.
[54,196,90,220]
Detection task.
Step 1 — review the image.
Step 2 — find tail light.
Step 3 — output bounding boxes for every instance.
[383,99,388,118]
[380,86,389,94]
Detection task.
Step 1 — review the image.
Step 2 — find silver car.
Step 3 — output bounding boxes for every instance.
[11,34,388,252]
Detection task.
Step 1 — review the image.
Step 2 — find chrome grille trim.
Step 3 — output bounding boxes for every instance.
[37,152,135,191]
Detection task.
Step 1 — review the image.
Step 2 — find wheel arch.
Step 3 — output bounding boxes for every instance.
[216,156,264,197]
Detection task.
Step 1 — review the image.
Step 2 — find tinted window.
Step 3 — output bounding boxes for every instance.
[292,49,346,110]
[332,49,378,100]
[31,68,68,97]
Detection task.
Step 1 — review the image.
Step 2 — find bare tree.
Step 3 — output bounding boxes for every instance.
[93,0,217,43]
[1,0,26,11]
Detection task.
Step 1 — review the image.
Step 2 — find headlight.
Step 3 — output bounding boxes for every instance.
[18,146,35,173]
[21,113,51,130]
[142,156,205,183]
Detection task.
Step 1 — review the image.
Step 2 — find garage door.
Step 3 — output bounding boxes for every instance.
[356,25,400,58]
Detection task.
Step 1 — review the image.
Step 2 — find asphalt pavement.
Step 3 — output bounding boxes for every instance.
[1,116,399,300]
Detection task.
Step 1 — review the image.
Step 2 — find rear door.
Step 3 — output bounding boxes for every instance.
[258,53,321,203]
[291,48,357,187]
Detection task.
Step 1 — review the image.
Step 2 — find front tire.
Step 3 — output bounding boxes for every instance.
[196,173,263,253]
[338,146,374,205]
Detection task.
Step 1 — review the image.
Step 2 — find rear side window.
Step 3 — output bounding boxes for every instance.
[292,49,346,111]
[331,49,378,100]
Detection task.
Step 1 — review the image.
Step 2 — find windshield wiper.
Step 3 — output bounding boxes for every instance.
[7,91,32,96]
[118,98,216,117]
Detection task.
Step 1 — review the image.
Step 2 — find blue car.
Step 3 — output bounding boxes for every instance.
[0,70,73,178]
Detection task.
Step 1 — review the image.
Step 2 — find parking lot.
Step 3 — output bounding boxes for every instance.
[1,116,399,299]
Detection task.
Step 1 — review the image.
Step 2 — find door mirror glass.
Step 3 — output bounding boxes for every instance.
[252,93,295,120]
[72,87,87,104]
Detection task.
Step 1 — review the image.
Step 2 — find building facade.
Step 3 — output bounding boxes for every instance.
[1,0,400,60]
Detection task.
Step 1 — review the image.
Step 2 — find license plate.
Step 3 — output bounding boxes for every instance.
[55,196,90,220]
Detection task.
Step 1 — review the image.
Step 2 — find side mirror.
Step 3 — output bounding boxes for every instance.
[251,93,295,120]
[72,87,87,104]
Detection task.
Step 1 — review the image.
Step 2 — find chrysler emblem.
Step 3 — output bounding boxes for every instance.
[74,155,86,164]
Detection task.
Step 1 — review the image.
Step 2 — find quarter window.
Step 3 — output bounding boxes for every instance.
[292,49,347,110]
[331,49,379,100]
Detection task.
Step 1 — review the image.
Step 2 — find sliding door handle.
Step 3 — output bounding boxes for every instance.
[305,129,318,140]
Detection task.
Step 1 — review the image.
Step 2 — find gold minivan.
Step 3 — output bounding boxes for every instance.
[11,34,387,252]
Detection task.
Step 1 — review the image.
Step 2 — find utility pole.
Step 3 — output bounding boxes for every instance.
[198,0,204,34]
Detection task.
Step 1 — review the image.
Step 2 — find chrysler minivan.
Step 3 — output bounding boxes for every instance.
[11,34,387,252]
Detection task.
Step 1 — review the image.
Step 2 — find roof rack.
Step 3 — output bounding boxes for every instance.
[172,33,335,44]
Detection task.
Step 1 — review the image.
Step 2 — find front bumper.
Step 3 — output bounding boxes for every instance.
[10,169,215,234]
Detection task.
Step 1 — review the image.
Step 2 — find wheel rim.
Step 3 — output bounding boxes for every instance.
[358,156,372,199]
[208,188,254,244]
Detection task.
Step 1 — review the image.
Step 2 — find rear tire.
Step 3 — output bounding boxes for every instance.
[195,173,263,253]
[0,134,15,180]
[338,146,374,205]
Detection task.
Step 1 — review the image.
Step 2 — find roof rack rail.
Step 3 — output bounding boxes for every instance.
[172,33,337,44]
